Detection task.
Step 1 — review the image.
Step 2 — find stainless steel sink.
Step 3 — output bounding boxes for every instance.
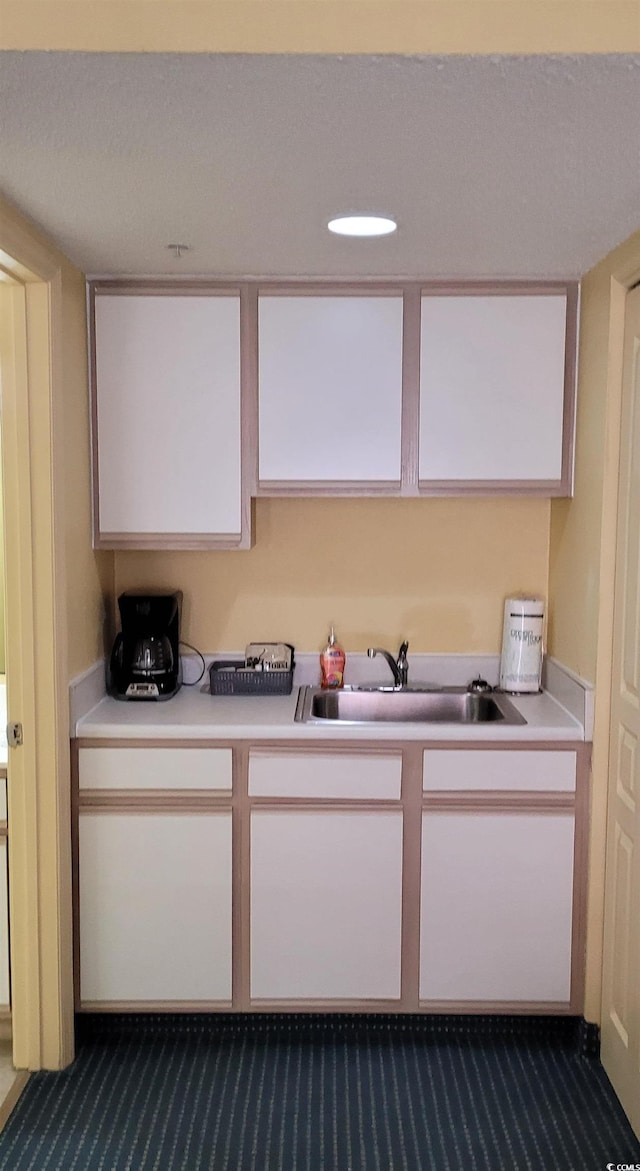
[294,686,526,725]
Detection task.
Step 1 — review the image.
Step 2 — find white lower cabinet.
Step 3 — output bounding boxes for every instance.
[420,809,575,1004]
[79,810,233,1004]
[75,740,585,1012]
[250,809,403,1001]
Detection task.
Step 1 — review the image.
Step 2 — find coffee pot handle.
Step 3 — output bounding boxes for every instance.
[108,631,123,689]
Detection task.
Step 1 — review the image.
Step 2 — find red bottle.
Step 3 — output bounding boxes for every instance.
[320,626,346,689]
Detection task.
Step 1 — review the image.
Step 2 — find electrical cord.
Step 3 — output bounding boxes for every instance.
[179,640,206,686]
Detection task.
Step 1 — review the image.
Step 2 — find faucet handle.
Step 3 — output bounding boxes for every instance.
[396,640,409,686]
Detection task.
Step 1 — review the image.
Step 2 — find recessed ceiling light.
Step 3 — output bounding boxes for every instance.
[327,215,397,238]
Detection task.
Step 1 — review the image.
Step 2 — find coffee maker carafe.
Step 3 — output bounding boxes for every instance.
[109,592,182,700]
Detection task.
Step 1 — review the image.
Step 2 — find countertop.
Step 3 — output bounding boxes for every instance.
[75,684,585,742]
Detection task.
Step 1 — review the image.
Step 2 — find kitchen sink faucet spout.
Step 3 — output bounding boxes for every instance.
[367,641,409,687]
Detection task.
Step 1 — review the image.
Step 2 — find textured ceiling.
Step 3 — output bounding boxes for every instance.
[1,52,640,278]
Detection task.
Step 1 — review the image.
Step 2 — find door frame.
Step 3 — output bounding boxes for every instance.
[0,210,74,1070]
[599,283,640,1135]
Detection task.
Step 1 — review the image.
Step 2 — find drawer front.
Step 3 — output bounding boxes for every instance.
[79,746,233,792]
[249,750,402,799]
[423,749,576,793]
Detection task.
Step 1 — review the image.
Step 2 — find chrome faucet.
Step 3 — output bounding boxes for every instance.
[367,640,409,688]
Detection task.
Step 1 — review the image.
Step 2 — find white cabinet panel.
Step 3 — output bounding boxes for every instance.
[419,294,567,482]
[248,749,402,799]
[94,293,242,536]
[0,840,9,1008]
[420,810,574,1003]
[258,295,403,482]
[251,810,403,1000]
[78,746,233,792]
[423,749,577,792]
[79,811,232,1002]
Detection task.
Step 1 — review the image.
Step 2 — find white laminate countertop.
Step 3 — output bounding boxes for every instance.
[75,684,585,743]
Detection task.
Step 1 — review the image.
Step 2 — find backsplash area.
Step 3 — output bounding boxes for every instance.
[112,496,551,656]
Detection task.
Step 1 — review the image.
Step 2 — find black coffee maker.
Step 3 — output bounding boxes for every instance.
[109,591,182,700]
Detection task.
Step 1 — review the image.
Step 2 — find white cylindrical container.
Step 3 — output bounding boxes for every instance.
[499,597,545,693]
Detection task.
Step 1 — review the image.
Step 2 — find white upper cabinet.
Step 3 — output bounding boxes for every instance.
[91,287,247,549]
[419,291,571,489]
[257,293,404,488]
[88,281,577,546]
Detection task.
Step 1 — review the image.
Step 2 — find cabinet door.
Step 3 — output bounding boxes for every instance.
[251,809,403,1000]
[92,290,245,547]
[79,811,232,1004]
[420,810,575,1004]
[419,292,569,487]
[258,294,404,486]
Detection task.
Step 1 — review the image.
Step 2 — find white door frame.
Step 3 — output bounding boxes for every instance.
[599,280,640,1135]
[0,212,74,1070]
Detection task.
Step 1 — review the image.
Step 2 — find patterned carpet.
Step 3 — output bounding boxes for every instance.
[0,1015,638,1170]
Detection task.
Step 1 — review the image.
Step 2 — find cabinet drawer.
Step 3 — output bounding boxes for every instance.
[423,749,576,792]
[248,750,402,799]
[78,746,233,791]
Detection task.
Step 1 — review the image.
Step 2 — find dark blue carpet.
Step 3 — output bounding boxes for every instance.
[0,1015,638,1169]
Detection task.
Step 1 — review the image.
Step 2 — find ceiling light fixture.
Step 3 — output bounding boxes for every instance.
[327,215,397,238]
[167,243,191,258]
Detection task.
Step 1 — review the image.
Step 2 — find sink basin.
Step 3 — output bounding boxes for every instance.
[294,686,526,725]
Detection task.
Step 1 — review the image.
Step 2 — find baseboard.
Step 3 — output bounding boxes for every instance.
[76,1011,601,1055]
[0,1071,29,1135]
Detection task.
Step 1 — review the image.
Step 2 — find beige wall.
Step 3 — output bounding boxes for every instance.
[0,195,113,680]
[114,497,550,653]
[2,0,639,53]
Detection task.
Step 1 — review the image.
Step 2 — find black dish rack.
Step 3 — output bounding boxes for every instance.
[209,645,295,697]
